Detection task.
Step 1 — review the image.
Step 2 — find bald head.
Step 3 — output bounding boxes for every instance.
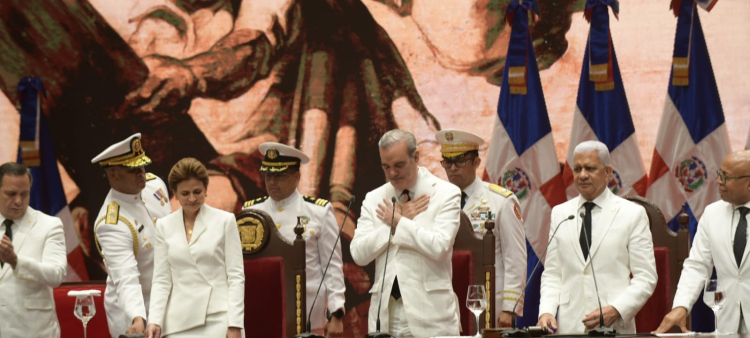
[718,150,750,205]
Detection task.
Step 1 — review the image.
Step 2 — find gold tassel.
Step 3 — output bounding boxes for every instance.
[22,149,40,167]
[672,57,689,86]
[507,66,526,84]
[590,63,609,82]
[510,85,527,95]
[672,77,689,86]
[595,81,615,92]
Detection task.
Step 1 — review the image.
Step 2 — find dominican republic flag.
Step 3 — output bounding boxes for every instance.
[16,77,89,281]
[561,0,648,199]
[484,0,567,326]
[646,0,726,331]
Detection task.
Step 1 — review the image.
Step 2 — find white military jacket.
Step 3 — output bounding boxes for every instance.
[95,174,171,338]
[243,189,346,330]
[462,177,527,319]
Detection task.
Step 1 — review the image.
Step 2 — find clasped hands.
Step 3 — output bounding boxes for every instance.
[0,235,17,268]
[375,195,430,231]
[537,306,621,332]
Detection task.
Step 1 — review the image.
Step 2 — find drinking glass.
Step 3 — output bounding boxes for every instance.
[466,285,488,337]
[703,279,726,334]
[74,294,96,338]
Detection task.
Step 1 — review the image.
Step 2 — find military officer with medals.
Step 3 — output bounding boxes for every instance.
[91,133,172,338]
[435,129,527,328]
[243,142,346,337]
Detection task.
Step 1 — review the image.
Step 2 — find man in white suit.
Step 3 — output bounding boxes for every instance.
[435,129,527,327]
[91,134,172,338]
[537,141,657,334]
[0,162,67,337]
[351,129,461,337]
[242,142,346,337]
[655,150,750,333]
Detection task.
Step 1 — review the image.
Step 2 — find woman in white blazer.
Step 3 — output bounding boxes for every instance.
[146,158,245,338]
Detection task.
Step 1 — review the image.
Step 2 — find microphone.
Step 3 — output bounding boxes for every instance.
[580,212,615,337]
[295,196,355,338]
[502,215,574,338]
[366,196,397,338]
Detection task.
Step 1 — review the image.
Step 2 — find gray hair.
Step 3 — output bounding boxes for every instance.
[379,129,418,159]
[573,140,610,167]
[0,162,33,187]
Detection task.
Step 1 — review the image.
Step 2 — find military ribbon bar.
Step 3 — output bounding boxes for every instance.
[504,0,540,95]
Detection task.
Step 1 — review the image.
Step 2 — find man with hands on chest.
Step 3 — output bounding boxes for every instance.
[435,129,527,328]
[537,141,656,334]
[242,142,345,337]
[351,129,462,338]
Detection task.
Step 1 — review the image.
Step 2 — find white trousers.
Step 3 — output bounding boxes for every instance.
[388,297,413,338]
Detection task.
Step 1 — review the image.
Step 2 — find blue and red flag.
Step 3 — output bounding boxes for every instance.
[485,0,567,326]
[646,0,726,331]
[17,76,89,281]
[561,0,648,199]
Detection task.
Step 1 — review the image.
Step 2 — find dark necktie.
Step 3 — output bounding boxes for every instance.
[1,219,12,267]
[461,192,468,209]
[391,190,411,300]
[580,202,595,260]
[734,207,750,267]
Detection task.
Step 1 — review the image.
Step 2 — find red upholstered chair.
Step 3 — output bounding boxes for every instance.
[236,208,307,338]
[452,211,496,336]
[626,196,690,332]
[54,281,108,338]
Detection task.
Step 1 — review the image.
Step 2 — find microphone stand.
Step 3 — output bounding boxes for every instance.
[366,197,398,338]
[295,196,356,338]
[502,215,575,338]
[580,212,616,337]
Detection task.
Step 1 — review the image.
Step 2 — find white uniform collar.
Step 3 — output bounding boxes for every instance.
[0,207,32,225]
[577,187,612,210]
[270,188,302,207]
[110,188,143,205]
[735,200,750,212]
[463,176,483,198]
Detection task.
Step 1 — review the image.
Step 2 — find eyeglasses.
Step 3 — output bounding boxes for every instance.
[716,169,750,185]
[261,171,292,181]
[440,157,476,169]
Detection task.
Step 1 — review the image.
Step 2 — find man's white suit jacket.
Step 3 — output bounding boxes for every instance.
[149,204,245,336]
[351,166,461,337]
[0,207,67,337]
[539,189,657,334]
[672,200,750,332]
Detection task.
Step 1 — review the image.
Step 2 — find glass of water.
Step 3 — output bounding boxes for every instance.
[74,294,96,338]
[703,279,725,334]
[466,285,488,337]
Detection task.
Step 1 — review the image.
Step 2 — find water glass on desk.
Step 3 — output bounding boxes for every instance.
[703,279,726,334]
[467,285,488,337]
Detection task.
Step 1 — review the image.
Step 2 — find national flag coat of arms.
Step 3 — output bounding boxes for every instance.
[485,0,567,326]
[647,0,728,237]
[561,0,648,200]
[16,76,89,281]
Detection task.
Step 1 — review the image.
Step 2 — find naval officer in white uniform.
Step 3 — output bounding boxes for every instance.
[242,142,346,337]
[91,133,172,337]
[435,129,527,327]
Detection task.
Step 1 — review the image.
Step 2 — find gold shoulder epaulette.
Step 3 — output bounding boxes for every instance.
[243,196,269,208]
[145,173,158,181]
[303,196,330,207]
[489,184,513,197]
[105,201,120,224]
